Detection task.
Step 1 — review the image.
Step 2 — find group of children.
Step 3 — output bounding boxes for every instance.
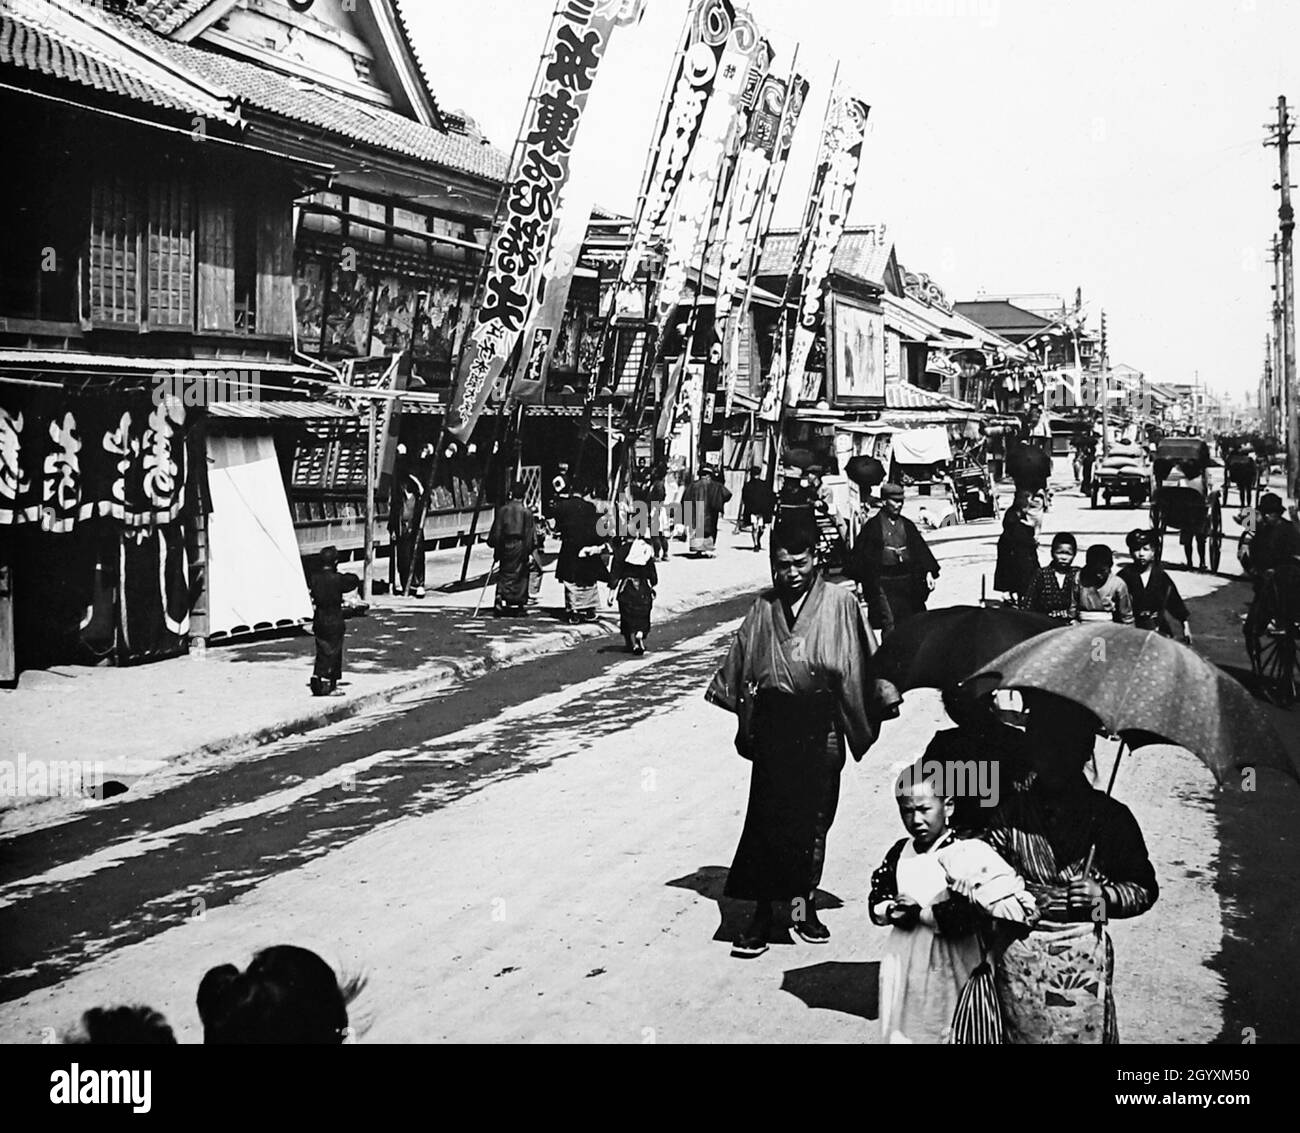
[1020,529,1191,640]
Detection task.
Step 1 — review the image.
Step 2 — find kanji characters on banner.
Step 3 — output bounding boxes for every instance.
[447,0,643,442]
[785,89,870,406]
[612,0,737,319]
[0,395,188,532]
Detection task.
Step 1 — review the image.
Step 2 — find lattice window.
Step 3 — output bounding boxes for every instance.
[88,176,139,325]
[612,327,646,396]
[146,179,194,328]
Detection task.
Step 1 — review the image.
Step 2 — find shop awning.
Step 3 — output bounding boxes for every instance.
[891,426,953,465]
[207,400,359,420]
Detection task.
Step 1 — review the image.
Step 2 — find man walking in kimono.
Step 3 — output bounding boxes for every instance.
[487,482,537,617]
[707,514,877,957]
[849,483,940,637]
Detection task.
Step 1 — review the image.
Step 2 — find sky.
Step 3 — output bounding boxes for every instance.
[405,0,1300,400]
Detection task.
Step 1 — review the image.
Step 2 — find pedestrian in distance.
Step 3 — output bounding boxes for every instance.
[848,482,940,638]
[308,546,360,696]
[1077,544,1134,625]
[1117,529,1191,643]
[550,482,607,624]
[706,513,877,958]
[608,534,657,654]
[740,465,776,552]
[647,463,671,562]
[681,465,732,557]
[994,488,1040,608]
[487,481,537,617]
[870,764,985,1044]
[1024,533,1079,621]
[197,945,365,1044]
[389,460,427,598]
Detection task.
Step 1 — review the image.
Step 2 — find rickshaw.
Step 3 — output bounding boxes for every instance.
[1148,437,1223,573]
[1244,561,1300,705]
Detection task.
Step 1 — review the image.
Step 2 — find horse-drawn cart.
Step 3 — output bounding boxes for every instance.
[1149,437,1223,573]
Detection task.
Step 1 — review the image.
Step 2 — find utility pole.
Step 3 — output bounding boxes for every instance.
[1098,310,1109,456]
[1266,95,1297,496]
[1273,236,1285,449]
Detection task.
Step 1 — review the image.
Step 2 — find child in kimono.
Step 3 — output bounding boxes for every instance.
[1077,544,1135,625]
[870,764,984,1044]
[1024,532,1080,621]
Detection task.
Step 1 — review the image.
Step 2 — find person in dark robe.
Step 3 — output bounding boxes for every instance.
[550,484,607,623]
[994,489,1040,606]
[740,466,777,551]
[608,536,658,653]
[1117,529,1191,641]
[681,466,732,556]
[308,546,360,696]
[390,466,426,598]
[1241,492,1300,579]
[982,693,1158,1043]
[921,682,1033,834]
[848,482,940,637]
[487,482,537,617]
[706,514,877,958]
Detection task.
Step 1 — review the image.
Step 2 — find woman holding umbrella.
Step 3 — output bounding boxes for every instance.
[982,692,1159,1043]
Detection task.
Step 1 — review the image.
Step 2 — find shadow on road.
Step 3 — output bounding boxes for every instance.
[781,960,880,1021]
[666,866,845,946]
[1182,578,1300,1043]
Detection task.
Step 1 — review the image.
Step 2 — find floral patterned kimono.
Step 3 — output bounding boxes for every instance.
[982,784,1158,1043]
[706,577,875,902]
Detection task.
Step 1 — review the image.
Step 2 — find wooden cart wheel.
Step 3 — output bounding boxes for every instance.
[1259,632,1299,707]
[1208,495,1223,573]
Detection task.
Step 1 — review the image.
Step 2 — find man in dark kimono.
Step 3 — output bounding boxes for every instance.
[308,546,360,696]
[681,466,732,557]
[707,514,876,957]
[848,483,940,636]
[549,483,606,623]
[487,483,536,617]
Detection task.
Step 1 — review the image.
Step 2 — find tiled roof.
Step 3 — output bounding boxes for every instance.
[0,7,215,116]
[112,12,506,180]
[125,0,211,35]
[885,382,975,411]
[758,229,892,287]
[952,300,1052,334]
[46,2,506,182]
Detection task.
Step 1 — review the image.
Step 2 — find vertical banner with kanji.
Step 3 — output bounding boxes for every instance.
[654,8,765,320]
[724,71,807,417]
[510,175,597,404]
[447,0,644,442]
[785,88,869,406]
[610,0,736,321]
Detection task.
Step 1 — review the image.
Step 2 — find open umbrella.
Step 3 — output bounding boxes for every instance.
[1006,442,1051,490]
[783,448,816,471]
[971,623,1294,783]
[871,605,1058,691]
[845,455,886,489]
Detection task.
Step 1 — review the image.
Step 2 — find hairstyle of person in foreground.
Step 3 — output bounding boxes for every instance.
[63,1005,177,1044]
[197,945,366,1044]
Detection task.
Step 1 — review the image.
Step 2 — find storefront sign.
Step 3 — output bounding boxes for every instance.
[448,0,643,442]
[0,395,188,533]
[829,294,885,403]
